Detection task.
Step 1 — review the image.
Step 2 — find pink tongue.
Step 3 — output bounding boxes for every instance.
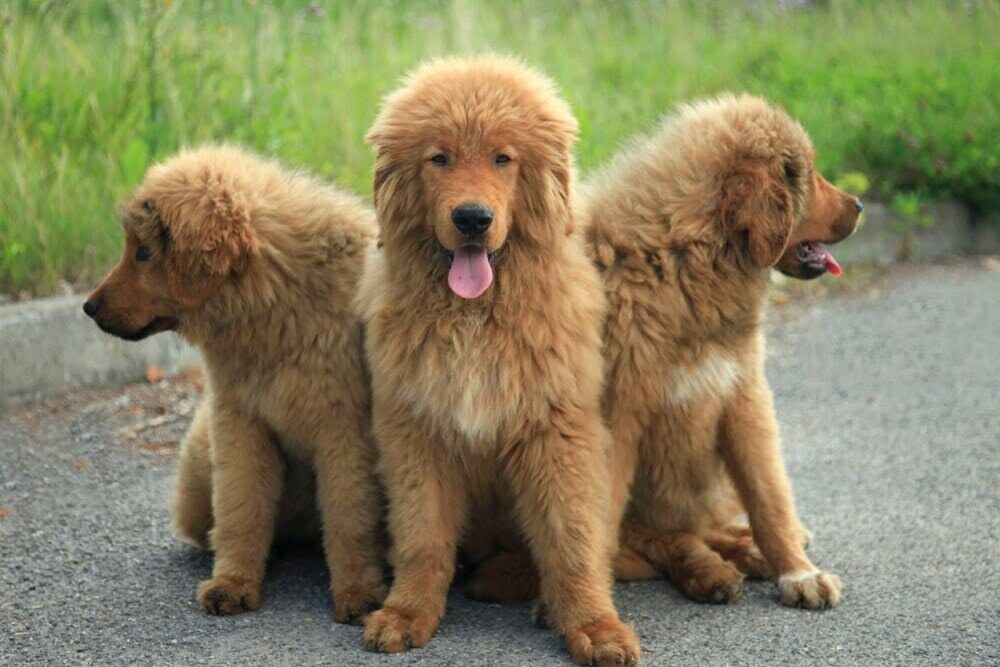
[822,249,842,277]
[448,246,493,299]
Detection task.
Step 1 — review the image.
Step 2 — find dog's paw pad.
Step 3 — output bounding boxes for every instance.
[778,569,841,609]
[196,575,261,615]
[681,561,745,604]
[363,606,437,653]
[566,616,641,667]
[709,581,744,604]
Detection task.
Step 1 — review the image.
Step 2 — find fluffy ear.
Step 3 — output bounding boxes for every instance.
[721,164,794,268]
[369,148,419,244]
[371,148,394,215]
[161,187,257,304]
[515,134,577,245]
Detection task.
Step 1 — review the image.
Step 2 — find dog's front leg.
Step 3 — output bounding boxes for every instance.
[314,409,386,625]
[196,397,283,615]
[504,409,640,667]
[720,368,842,609]
[362,405,467,653]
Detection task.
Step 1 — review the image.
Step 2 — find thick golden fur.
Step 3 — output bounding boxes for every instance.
[590,95,859,608]
[467,95,860,610]
[357,56,639,666]
[84,146,385,623]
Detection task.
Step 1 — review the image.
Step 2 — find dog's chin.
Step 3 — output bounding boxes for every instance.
[776,241,841,281]
[777,260,825,281]
[98,316,177,341]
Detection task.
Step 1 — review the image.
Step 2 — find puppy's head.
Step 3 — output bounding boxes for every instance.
[367,55,578,299]
[84,147,258,340]
[774,166,863,280]
[715,97,861,279]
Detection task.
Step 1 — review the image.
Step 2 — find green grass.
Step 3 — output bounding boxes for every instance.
[1,0,997,295]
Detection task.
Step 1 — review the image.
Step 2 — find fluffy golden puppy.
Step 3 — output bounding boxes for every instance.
[84,145,385,623]
[588,94,859,608]
[466,95,860,611]
[357,56,639,666]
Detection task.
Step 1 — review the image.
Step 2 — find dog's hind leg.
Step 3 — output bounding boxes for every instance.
[170,401,214,550]
[613,543,661,582]
[464,549,540,603]
[703,528,772,579]
[622,520,745,603]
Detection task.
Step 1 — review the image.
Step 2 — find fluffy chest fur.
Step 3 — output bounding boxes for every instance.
[377,312,524,443]
[359,244,606,448]
[666,348,744,406]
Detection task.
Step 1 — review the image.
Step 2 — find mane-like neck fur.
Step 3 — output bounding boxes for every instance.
[180,184,374,363]
[582,107,771,345]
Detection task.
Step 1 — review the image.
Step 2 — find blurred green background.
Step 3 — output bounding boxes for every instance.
[1,0,997,295]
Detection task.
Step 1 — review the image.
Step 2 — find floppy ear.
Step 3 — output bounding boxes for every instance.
[721,163,795,268]
[369,147,420,245]
[371,148,394,215]
[161,187,258,305]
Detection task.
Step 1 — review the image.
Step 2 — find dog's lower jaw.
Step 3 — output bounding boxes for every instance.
[99,316,177,341]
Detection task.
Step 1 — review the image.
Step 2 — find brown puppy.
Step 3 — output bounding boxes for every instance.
[357,56,639,666]
[467,95,859,610]
[84,145,385,623]
[589,94,859,608]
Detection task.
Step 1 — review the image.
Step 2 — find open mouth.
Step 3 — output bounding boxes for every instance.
[444,244,504,300]
[444,246,503,265]
[795,241,842,277]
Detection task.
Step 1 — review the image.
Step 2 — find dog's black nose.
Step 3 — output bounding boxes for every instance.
[855,198,863,213]
[452,203,493,236]
[82,300,99,318]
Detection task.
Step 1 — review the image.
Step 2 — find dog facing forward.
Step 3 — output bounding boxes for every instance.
[357,57,639,666]
[84,145,385,623]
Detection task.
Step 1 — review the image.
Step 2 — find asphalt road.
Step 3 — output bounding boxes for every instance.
[2,262,998,666]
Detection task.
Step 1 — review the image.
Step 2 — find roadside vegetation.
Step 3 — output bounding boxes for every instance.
[1,0,996,295]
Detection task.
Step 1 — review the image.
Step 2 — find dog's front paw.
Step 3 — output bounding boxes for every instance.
[333,582,386,625]
[566,616,640,667]
[777,569,841,609]
[197,575,261,615]
[363,605,438,653]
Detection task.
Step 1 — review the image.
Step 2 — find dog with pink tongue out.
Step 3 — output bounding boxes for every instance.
[446,205,498,299]
[355,56,640,666]
[583,94,862,610]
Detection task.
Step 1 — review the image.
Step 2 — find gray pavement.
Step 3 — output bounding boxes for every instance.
[2,262,998,666]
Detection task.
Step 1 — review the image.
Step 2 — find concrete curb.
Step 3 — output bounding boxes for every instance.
[0,295,200,406]
[835,200,995,264]
[0,200,996,404]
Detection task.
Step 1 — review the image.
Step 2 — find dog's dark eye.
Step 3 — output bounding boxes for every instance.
[495,154,511,166]
[135,245,152,262]
[783,160,799,183]
[429,154,448,166]
[142,199,155,213]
